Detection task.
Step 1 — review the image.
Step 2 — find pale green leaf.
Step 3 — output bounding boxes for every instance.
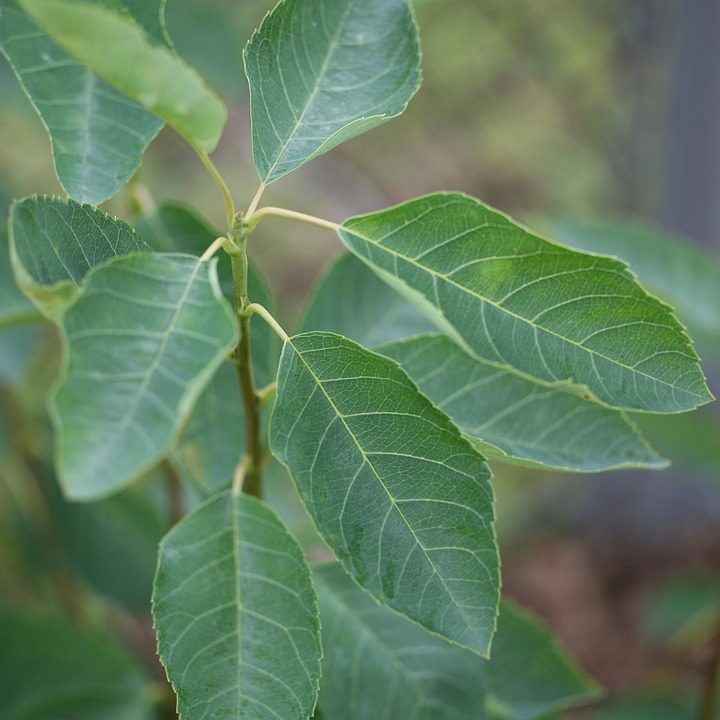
[0,611,155,720]
[546,218,720,357]
[271,331,499,656]
[314,562,487,719]
[51,253,238,500]
[339,193,712,413]
[488,602,601,720]
[10,196,149,320]
[379,334,665,472]
[153,491,321,720]
[0,1,164,204]
[244,0,421,184]
[19,0,227,152]
[299,251,435,344]
[135,203,280,492]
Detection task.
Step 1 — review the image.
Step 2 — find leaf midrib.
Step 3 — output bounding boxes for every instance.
[289,338,480,640]
[342,225,705,404]
[260,0,354,182]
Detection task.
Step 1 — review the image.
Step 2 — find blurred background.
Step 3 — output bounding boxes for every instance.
[1,0,719,717]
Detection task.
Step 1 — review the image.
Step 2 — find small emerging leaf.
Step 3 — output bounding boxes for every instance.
[153,491,322,720]
[19,0,227,152]
[244,0,421,184]
[10,196,149,320]
[271,331,499,656]
[339,193,712,413]
[0,0,164,204]
[51,253,237,500]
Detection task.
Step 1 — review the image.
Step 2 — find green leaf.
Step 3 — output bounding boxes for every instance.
[0,222,39,327]
[488,602,601,720]
[379,334,665,472]
[51,253,238,500]
[271,331,499,656]
[10,196,149,320]
[299,252,435,345]
[18,0,227,152]
[0,610,155,720]
[136,203,280,492]
[0,1,164,204]
[546,218,720,358]
[314,562,488,719]
[153,490,321,720]
[314,564,599,720]
[338,193,712,413]
[244,0,421,184]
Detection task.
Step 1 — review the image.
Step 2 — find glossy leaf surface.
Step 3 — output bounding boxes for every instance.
[0,611,155,720]
[52,253,237,500]
[380,335,664,472]
[244,0,421,183]
[271,331,499,655]
[548,218,720,357]
[153,491,321,720]
[299,251,435,345]
[10,196,149,319]
[19,0,227,152]
[0,1,164,204]
[339,193,711,413]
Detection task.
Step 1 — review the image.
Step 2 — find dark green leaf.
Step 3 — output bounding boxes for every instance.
[0,610,155,720]
[153,490,321,720]
[379,334,665,472]
[10,196,149,319]
[488,602,601,719]
[547,218,720,357]
[0,1,164,204]
[299,252,435,344]
[314,562,487,719]
[244,0,421,184]
[51,253,238,500]
[19,0,227,152]
[271,331,499,656]
[339,193,712,413]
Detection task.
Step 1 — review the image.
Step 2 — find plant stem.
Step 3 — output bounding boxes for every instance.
[229,244,263,498]
[188,139,235,230]
[246,182,266,218]
[200,236,229,261]
[700,607,720,720]
[244,206,340,234]
[242,303,289,342]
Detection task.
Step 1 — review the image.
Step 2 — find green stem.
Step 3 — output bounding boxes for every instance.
[244,206,339,234]
[229,246,263,498]
[188,139,235,230]
[242,303,289,342]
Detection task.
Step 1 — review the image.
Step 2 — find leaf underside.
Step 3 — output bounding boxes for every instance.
[244,0,421,184]
[52,253,237,500]
[339,192,711,413]
[153,491,321,720]
[18,0,227,152]
[271,331,499,656]
[0,1,164,204]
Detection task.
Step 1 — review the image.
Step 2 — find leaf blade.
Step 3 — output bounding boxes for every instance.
[0,1,164,204]
[339,193,712,413]
[18,0,227,152]
[271,331,499,656]
[244,0,421,184]
[379,334,666,472]
[153,491,321,720]
[51,253,238,500]
[10,196,149,319]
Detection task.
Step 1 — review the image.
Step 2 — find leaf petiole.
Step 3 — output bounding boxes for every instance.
[243,206,339,235]
[241,303,289,342]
